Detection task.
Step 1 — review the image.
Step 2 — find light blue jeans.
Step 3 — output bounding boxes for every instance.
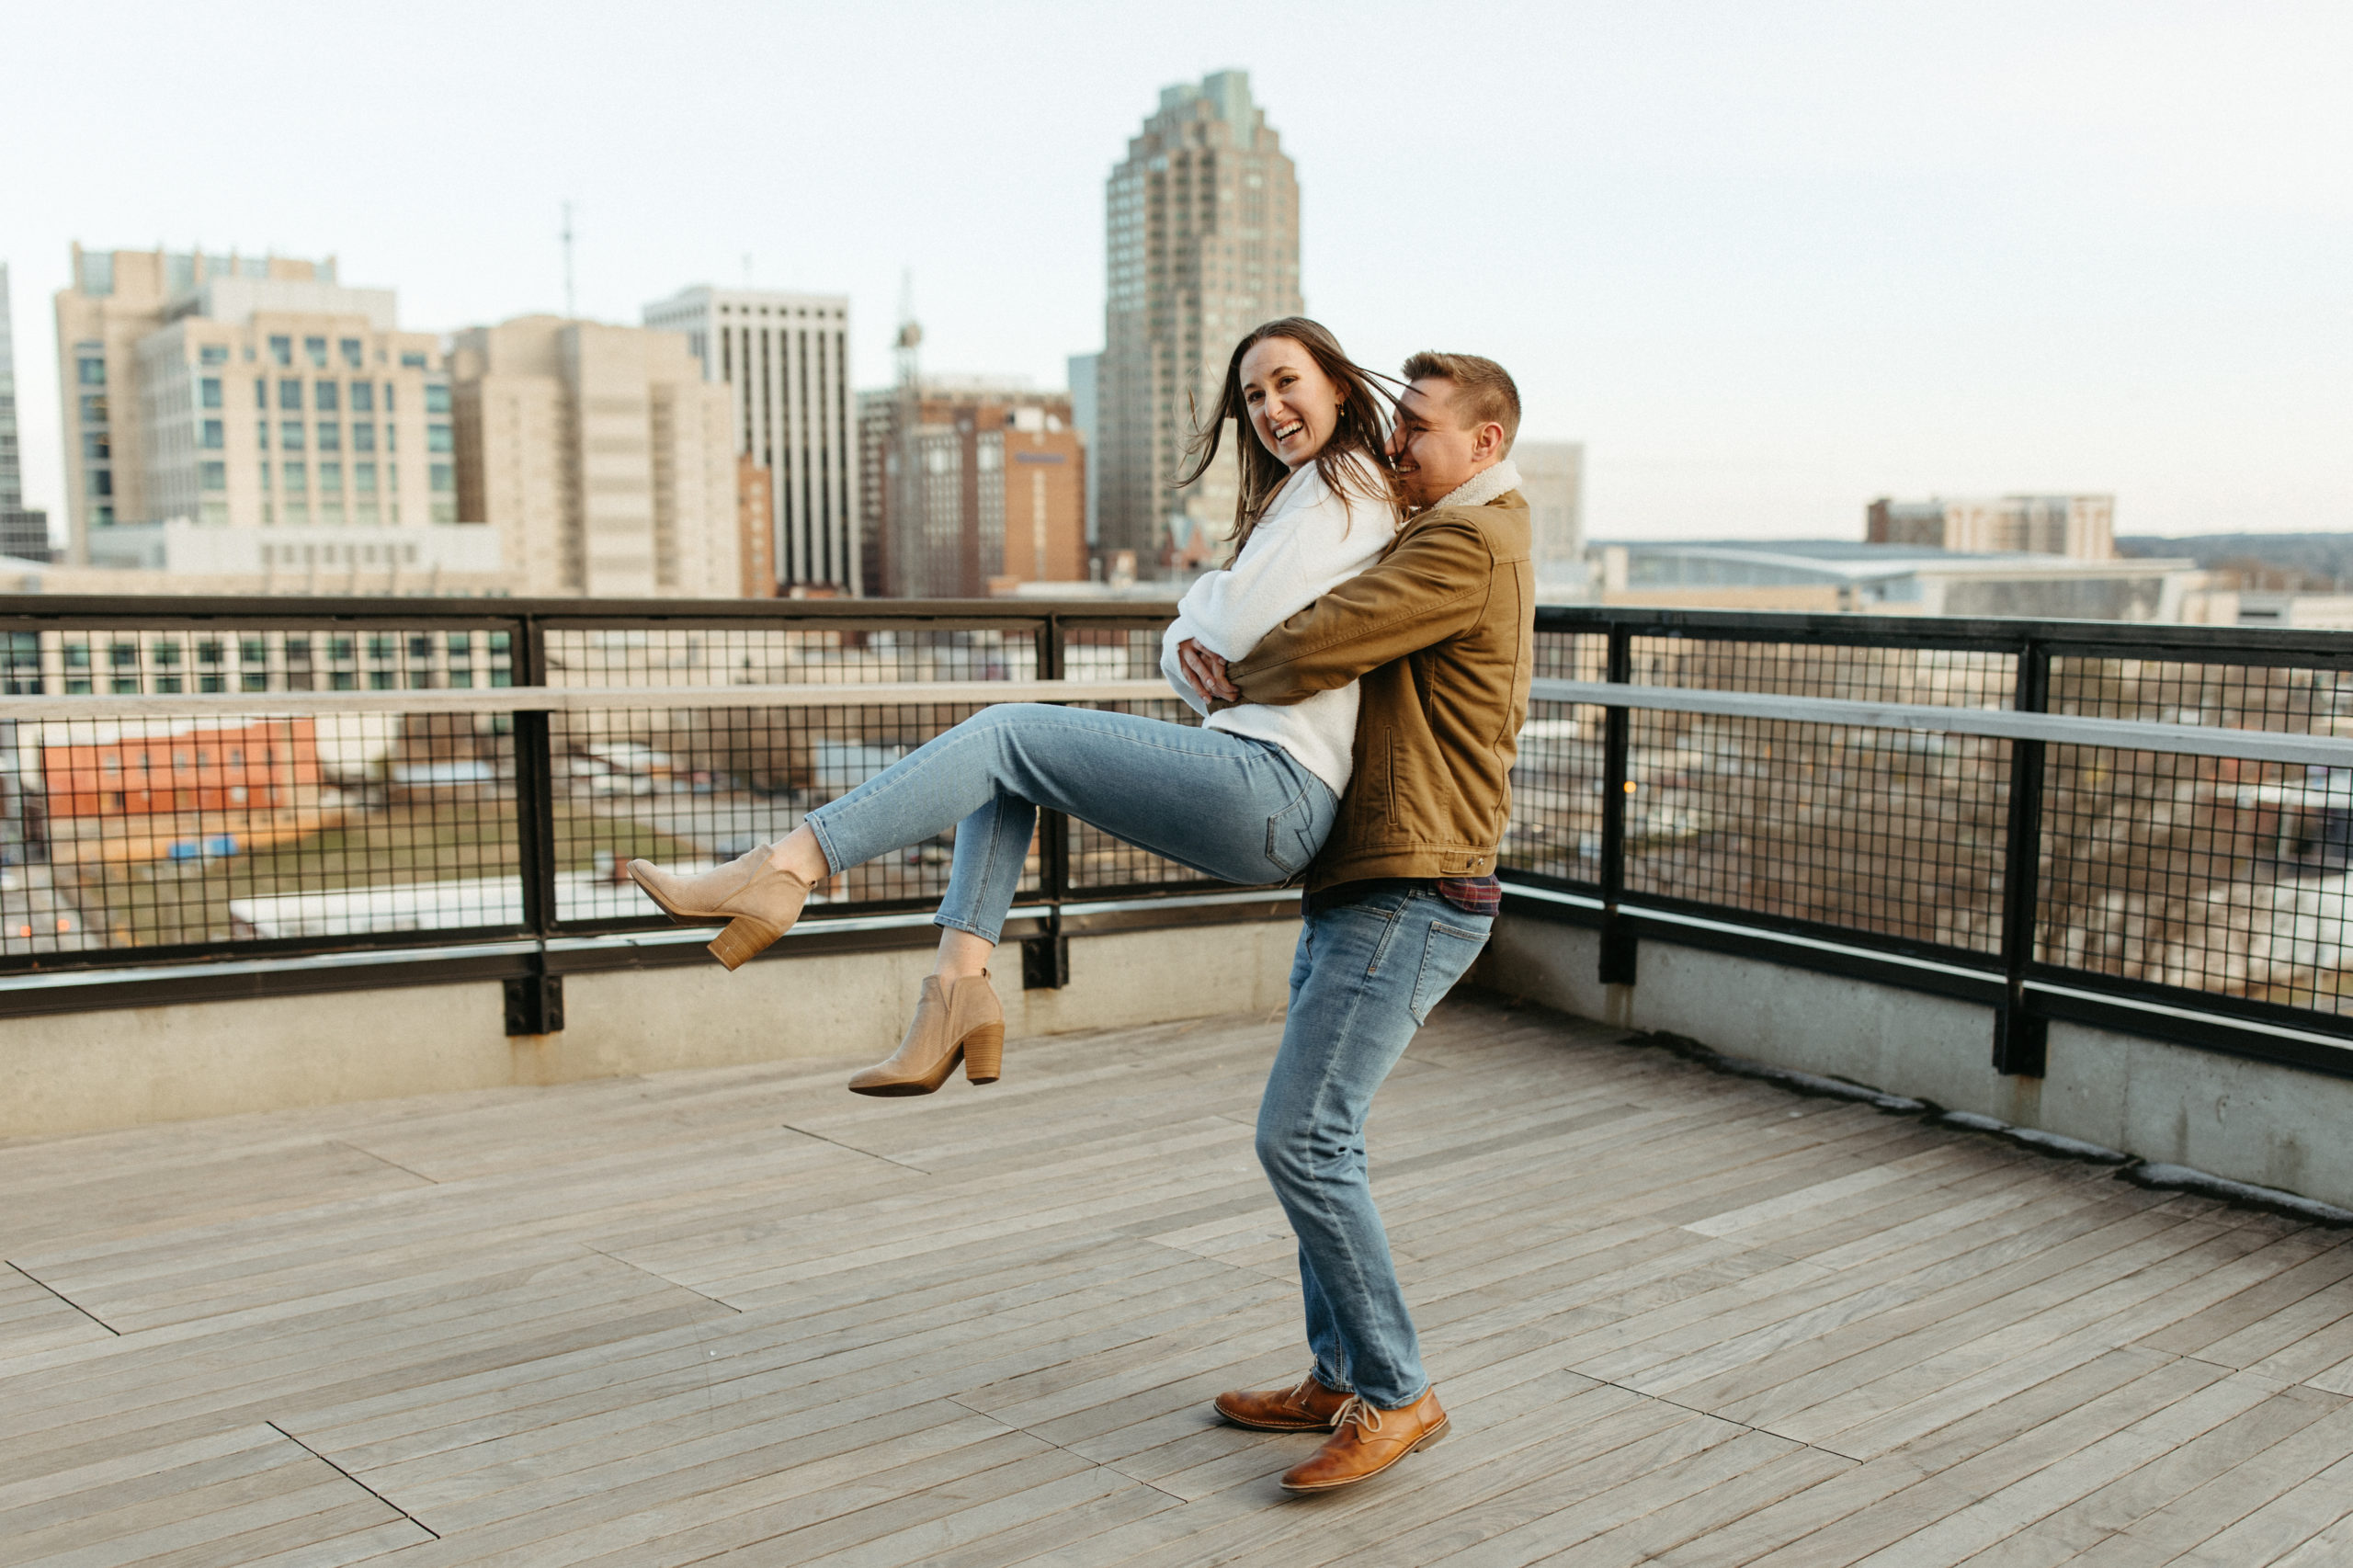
[1259,880,1494,1409]
[802,703,1337,944]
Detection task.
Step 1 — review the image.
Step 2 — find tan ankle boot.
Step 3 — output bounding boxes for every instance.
[848,973,1005,1096]
[626,846,813,971]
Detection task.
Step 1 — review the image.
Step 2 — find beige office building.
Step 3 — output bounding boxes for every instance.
[53,245,460,566]
[642,286,855,595]
[1868,494,2117,559]
[1514,440,1586,567]
[1099,70,1302,564]
[449,316,738,598]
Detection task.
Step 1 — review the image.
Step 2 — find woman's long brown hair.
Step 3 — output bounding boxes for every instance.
[1175,317,1402,559]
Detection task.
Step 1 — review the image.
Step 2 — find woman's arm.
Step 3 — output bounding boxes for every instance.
[1158,614,1213,715]
[1176,467,1393,662]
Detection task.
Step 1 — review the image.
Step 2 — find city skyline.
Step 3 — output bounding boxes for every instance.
[1,2,2346,547]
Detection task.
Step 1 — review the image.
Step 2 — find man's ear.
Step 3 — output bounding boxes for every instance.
[1473,422,1507,461]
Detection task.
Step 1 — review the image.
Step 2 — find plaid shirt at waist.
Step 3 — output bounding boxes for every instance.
[1436,875,1501,916]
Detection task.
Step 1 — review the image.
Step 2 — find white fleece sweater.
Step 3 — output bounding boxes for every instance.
[1159,453,1393,799]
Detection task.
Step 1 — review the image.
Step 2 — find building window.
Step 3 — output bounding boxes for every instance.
[340,338,363,369]
[199,419,224,449]
[352,424,376,453]
[426,424,452,453]
[259,460,270,491]
[81,431,109,460]
[424,383,450,414]
[400,352,427,369]
[331,670,357,690]
[385,423,397,452]
[254,379,267,410]
[110,642,138,668]
[429,463,454,493]
[88,469,112,497]
[304,336,327,368]
[314,381,340,413]
[318,423,342,452]
[77,358,105,386]
[320,461,344,492]
[200,345,229,367]
[81,394,108,423]
[349,381,374,414]
[270,335,292,366]
[200,377,223,409]
[280,421,304,450]
[200,461,226,491]
[354,461,377,493]
[279,380,302,411]
[284,461,307,490]
[241,673,267,692]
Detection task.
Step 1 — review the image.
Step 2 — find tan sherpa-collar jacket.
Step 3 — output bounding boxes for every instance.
[1215,460,1535,892]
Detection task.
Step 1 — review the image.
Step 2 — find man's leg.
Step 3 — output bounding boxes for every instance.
[1255,881,1494,1410]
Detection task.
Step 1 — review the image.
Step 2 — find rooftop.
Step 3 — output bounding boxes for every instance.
[8,995,2353,1565]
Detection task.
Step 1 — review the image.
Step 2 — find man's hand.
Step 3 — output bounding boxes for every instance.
[1177,638,1238,702]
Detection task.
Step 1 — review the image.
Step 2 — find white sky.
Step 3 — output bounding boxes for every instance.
[4,0,2347,541]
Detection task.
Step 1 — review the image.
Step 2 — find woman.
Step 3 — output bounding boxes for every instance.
[630,317,1399,1095]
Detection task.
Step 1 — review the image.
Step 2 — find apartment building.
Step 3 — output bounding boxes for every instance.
[1514,441,1586,567]
[0,262,47,561]
[1868,494,2117,559]
[52,245,462,567]
[861,382,1086,598]
[1099,70,1302,563]
[448,316,738,598]
[643,286,855,595]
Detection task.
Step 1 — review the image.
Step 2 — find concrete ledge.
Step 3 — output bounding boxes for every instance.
[1481,914,2353,1212]
[0,918,1300,1141]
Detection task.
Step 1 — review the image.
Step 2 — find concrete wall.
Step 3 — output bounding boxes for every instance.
[1483,915,2353,1212]
[0,918,1300,1141]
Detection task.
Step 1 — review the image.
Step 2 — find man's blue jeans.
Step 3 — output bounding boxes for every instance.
[804,703,1337,944]
[1259,880,1493,1409]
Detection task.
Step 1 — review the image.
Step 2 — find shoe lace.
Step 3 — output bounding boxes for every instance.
[1330,1394,1383,1437]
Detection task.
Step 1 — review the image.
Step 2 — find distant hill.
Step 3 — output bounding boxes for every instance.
[2118,533,2353,592]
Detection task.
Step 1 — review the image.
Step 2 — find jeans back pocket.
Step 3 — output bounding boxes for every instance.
[1409,918,1492,1025]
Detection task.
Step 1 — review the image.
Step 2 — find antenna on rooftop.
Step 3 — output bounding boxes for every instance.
[562,201,575,317]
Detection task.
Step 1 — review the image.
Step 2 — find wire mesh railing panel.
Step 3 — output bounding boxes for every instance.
[1503,631,1609,887]
[2039,742,2353,1017]
[1630,637,2017,709]
[3,620,517,697]
[1620,713,2011,953]
[2051,656,2353,734]
[540,626,1041,689]
[13,709,521,958]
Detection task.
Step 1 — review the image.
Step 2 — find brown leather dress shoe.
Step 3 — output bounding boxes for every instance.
[627,847,813,971]
[1279,1386,1449,1493]
[1213,1369,1351,1432]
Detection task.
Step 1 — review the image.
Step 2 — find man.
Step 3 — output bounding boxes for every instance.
[1176,351,1534,1492]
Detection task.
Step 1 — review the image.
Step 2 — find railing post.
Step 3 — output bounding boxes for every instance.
[506,613,563,1033]
[1023,614,1071,990]
[1995,638,2050,1074]
[1598,626,1637,986]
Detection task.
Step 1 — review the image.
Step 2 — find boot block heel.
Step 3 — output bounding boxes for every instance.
[962,1023,1005,1085]
[709,915,781,971]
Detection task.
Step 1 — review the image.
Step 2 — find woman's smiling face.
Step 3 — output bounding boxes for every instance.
[1240,336,1342,470]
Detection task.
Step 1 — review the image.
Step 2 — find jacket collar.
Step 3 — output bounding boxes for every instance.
[1430,458,1523,513]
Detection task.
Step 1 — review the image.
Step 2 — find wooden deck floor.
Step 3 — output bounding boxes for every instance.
[7,995,2353,1566]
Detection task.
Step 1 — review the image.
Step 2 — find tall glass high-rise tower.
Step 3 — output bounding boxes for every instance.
[1098,71,1301,566]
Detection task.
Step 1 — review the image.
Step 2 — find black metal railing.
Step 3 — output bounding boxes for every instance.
[6,594,2353,1078]
[1511,606,2353,1078]
[0,596,1214,1013]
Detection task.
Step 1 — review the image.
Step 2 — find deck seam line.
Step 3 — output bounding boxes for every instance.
[946,1394,1188,1503]
[265,1421,440,1540]
[1589,1373,1865,1464]
[334,1140,443,1186]
[582,1245,745,1313]
[778,1120,934,1174]
[5,1259,119,1335]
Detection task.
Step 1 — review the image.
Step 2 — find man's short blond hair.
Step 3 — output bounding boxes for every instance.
[1401,351,1521,453]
